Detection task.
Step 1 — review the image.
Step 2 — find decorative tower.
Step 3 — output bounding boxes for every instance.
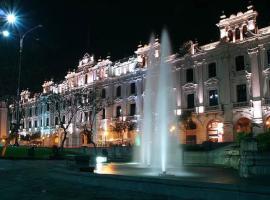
[217,5,258,43]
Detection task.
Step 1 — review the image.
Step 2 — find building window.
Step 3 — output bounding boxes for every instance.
[243,25,248,38]
[29,121,32,128]
[62,116,66,124]
[55,117,59,125]
[235,28,240,40]
[187,93,195,109]
[186,68,194,83]
[101,88,106,98]
[84,74,88,84]
[102,108,106,119]
[84,112,88,121]
[208,63,216,78]
[237,84,247,102]
[130,82,136,95]
[29,108,32,117]
[34,107,38,116]
[46,103,50,111]
[55,102,59,111]
[46,118,49,126]
[40,119,42,127]
[34,120,37,128]
[116,86,121,97]
[228,30,233,42]
[116,106,122,117]
[235,56,245,71]
[209,90,218,106]
[267,50,270,66]
[130,103,136,116]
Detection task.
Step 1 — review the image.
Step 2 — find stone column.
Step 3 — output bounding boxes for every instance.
[195,61,204,113]
[220,56,233,141]
[240,27,243,41]
[248,47,263,134]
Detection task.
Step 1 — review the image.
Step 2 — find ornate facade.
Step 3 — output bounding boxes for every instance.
[12,6,270,146]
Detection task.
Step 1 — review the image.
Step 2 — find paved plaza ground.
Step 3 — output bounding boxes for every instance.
[0,159,269,200]
[0,160,171,200]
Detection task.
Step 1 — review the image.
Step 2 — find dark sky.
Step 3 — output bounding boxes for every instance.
[0,0,270,96]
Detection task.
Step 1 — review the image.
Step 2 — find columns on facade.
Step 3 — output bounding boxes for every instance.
[248,47,264,134]
[220,56,233,142]
[195,61,204,113]
[239,27,243,41]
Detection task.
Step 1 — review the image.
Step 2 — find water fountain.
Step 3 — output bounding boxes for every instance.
[96,29,183,176]
[140,29,181,174]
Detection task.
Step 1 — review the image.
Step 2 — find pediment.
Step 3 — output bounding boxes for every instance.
[263,67,270,76]
[127,95,137,102]
[182,82,197,91]
[204,78,219,87]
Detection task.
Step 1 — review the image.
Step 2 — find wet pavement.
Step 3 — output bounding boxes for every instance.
[0,160,172,200]
[0,160,269,200]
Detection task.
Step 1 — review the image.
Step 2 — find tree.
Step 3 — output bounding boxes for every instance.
[110,117,136,145]
[47,91,82,151]
[78,84,112,149]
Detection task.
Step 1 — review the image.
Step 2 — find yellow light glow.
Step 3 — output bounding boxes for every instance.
[169,125,176,133]
[104,131,108,136]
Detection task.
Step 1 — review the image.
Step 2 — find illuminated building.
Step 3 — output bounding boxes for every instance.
[12,6,270,146]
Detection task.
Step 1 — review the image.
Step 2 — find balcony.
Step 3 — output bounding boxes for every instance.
[181,108,195,113]
[263,98,270,106]
[233,101,250,108]
[205,105,221,112]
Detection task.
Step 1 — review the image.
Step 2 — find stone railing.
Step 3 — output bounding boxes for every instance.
[263,98,270,106]
[205,105,221,112]
[233,101,250,108]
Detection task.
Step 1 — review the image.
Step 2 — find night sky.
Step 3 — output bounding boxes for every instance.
[0,0,270,96]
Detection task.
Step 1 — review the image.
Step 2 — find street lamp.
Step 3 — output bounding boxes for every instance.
[6,13,17,24]
[1,30,10,37]
[4,24,42,145]
[13,24,43,145]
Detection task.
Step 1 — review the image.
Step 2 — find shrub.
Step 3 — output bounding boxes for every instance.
[256,132,270,152]
[236,132,252,145]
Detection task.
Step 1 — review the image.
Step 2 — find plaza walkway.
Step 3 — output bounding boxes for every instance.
[0,159,269,200]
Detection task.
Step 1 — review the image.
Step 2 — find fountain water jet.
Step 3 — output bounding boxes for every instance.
[140,29,181,174]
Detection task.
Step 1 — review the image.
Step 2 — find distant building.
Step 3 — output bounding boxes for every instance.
[12,6,270,146]
[0,101,8,145]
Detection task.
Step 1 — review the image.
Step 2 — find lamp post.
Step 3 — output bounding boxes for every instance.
[12,24,42,145]
[3,12,43,145]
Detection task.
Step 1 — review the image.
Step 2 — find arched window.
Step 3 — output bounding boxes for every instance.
[207,120,223,142]
[228,30,233,42]
[235,118,251,134]
[242,25,248,38]
[265,116,270,131]
[235,28,240,40]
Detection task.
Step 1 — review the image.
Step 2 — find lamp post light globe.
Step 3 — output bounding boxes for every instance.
[6,13,17,24]
[2,30,10,37]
